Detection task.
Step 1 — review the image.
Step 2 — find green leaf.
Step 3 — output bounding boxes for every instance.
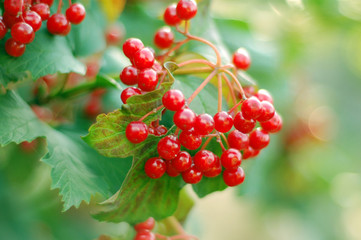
[93,134,185,224]
[0,91,132,210]
[0,29,86,88]
[83,62,178,158]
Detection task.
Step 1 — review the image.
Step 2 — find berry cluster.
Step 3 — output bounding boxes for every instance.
[119,0,283,188]
[0,0,85,57]
[133,217,156,240]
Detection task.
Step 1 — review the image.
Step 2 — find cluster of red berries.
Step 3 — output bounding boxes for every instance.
[0,0,85,57]
[119,38,162,103]
[133,217,156,240]
[125,86,282,187]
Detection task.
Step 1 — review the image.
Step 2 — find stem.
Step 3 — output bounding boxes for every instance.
[201,135,214,150]
[177,59,215,69]
[157,71,167,89]
[222,69,246,100]
[186,34,222,67]
[227,99,244,114]
[220,133,229,149]
[164,216,186,235]
[68,0,72,6]
[173,67,213,75]
[57,0,63,13]
[157,38,190,62]
[187,70,217,104]
[217,135,226,152]
[139,105,164,122]
[221,73,237,107]
[155,234,170,240]
[184,21,189,34]
[217,73,222,112]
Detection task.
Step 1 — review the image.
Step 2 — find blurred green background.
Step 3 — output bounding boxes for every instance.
[1,0,361,239]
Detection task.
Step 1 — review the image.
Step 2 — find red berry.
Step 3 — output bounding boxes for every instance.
[260,112,282,133]
[2,11,21,28]
[182,165,202,184]
[173,108,196,131]
[179,129,202,150]
[242,146,260,160]
[134,217,155,232]
[4,0,24,16]
[31,3,50,21]
[0,20,7,40]
[176,0,198,20]
[213,111,233,133]
[105,23,124,46]
[120,65,138,85]
[84,97,102,117]
[66,3,86,24]
[122,38,144,60]
[193,150,216,172]
[133,48,155,70]
[138,68,158,92]
[163,4,182,26]
[154,26,174,49]
[223,167,245,187]
[85,61,100,78]
[121,87,142,104]
[39,0,54,6]
[203,155,222,178]
[233,112,256,134]
[166,160,180,177]
[249,128,270,150]
[193,113,215,135]
[256,101,275,122]
[243,86,256,98]
[162,89,185,111]
[227,130,249,150]
[221,148,242,169]
[144,157,166,179]
[232,48,251,70]
[47,14,70,35]
[171,151,192,172]
[125,121,148,144]
[241,96,262,120]
[255,89,273,103]
[23,11,42,32]
[11,22,35,44]
[157,135,181,160]
[154,125,167,136]
[134,230,156,240]
[5,38,26,57]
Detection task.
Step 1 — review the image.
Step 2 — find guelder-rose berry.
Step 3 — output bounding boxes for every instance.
[193,150,216,172]
[11,22,35,44]
[249,128,270,150]
[39,0,54,6]
[105,23,124,45]
[182,165,202,184]
[203,156,222,178]
[242,146,260,160]
[227,130,249,150]
[255,89,273,103]
[66,3,86,24]
[176,0,198,20]
[154,125,167,136]
[134,230,156,240]
[162,89,185,111]
[157,135,181,160]
[4,0,24,16]
[256,101,275,122]
[260,112,283,133]
[120,65,138,85]
[179,129,202,150]
[171,151,192,172]
[144,157,166,179]
[154,26,174,49]
[23,11,42,32]
[0,20,7,40]
[31,3,50,21]
[123,38,144,60]
[164,4,182,26]
[234,112,256,134]
[47,14,70,35]
[221,148,242,169]
[194,113,215,135]
[166,160,180,177]
[232,48,251,70]
[2,11,21,28]
[133,48,155,69]
[138,68,158,92]
[173,108,196,130]
[213,111,233,133]
[126,121,148,144]
[134,217,155,231]
[121,87,142,104]
[5,38,26,57]
[241,96,262,120]
[223,167,245,187]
